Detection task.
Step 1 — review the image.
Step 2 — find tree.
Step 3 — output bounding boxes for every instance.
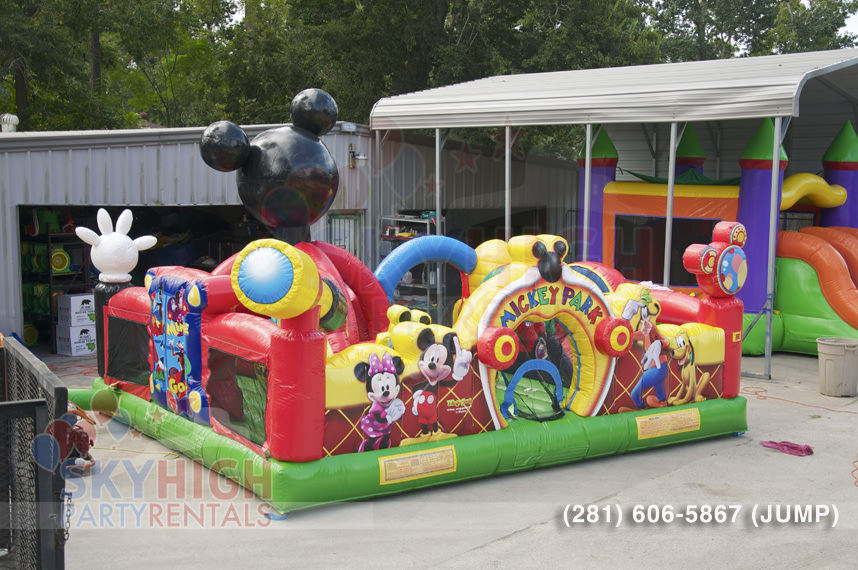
[5,0,858,132]
[0,0,76,130]
[221,0,323,123]
[514,0,662,72]
[434,1,662,158]
[290,0,451,123]
[767,0,858,53]
[651,0,857,61]
[113,0,235,127]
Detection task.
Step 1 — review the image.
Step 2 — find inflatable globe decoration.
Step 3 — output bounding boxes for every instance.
[199,89,340,244]
[682,221,748,298]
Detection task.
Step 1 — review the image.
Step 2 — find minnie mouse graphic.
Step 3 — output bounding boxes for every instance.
[354,353,406,452]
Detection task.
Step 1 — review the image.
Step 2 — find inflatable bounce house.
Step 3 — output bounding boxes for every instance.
[576,120,858,355]
[71,90,749,513]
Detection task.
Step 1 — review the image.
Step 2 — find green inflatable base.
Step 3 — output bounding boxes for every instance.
[742,257,858,355]
[70,379,748,514]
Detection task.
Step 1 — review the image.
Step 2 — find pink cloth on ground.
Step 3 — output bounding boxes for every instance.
[760,440,814,456]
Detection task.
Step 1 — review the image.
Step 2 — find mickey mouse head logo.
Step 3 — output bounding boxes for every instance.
[682,221,748,297]
[199,89,340,244]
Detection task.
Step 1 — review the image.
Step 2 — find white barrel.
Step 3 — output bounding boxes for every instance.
[816,337,858,397]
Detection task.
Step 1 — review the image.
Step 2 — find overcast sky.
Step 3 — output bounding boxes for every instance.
[846,13,858,36]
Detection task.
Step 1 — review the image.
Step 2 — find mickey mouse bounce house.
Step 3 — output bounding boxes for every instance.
[72,89,749,513]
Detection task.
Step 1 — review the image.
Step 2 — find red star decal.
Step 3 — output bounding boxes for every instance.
[490,129,526,161]
[150,408,164,424]
[420,175,438,199]
[452,143,479,173]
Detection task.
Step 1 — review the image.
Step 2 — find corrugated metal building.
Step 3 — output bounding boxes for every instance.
[376,132,577,236]
[0,123,370,338]
[0,122,578,338]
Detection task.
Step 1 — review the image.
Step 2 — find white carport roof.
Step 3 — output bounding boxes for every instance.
[370,48,858,129]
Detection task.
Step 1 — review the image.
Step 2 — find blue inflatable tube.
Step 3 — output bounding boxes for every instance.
[374,236,477,301]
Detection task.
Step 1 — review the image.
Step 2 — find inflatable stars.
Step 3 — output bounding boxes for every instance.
[682,221,748,297]
[199,89,340,244]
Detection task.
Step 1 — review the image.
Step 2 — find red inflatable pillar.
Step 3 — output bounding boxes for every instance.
[681,221,748,398]
[266,307,326,462]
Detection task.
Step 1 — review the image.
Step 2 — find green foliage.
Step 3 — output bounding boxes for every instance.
[221,0,323,123]
[515,0,662,72]
[279,0,451,123]
[1,0,857,133]
[1,0,234,129]
[767,0,858,53]
[651,0,857,61]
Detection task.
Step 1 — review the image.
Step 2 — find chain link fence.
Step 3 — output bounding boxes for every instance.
[1,335,67,570]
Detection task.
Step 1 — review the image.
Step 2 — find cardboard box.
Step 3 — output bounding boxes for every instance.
[56,324,97,356]
[57,293,96,326]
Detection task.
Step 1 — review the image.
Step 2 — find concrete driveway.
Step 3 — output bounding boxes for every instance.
[50,352,857,569]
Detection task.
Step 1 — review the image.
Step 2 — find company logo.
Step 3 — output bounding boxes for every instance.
[30,394,277,529]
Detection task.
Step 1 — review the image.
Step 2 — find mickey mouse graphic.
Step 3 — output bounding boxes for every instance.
[354,352,406,452]
[166,338,189,414]
[409,329,473,442]
[149,289,164,335]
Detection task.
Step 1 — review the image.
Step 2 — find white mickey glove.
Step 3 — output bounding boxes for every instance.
[642,340,663,370]
[451,335,472,381]
[412,390,423,415]
[621,299,644,321]
[386,399,405,423]
[76,208,157,283]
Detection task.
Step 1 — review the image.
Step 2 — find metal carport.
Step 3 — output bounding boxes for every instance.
[369,47,858,377]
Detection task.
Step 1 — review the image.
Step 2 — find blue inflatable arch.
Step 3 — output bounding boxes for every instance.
[374,235,477,301]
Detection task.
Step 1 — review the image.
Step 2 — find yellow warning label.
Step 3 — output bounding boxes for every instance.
[379,445,457,485]
[636,408,701,440]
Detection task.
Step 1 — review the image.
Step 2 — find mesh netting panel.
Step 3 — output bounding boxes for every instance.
[1,337,67,570]
[207,349,269,446]
[0,413,10,560]
[497,370,565,422]
[8,416,38,570]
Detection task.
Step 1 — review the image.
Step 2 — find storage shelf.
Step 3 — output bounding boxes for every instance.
[381,215,435,225]
[21,226,94,353]
[380,214,444,323]
[380,234,426,241]
[396,282,431,289]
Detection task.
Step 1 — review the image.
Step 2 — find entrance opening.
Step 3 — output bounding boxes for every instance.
[495,318,581,422]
